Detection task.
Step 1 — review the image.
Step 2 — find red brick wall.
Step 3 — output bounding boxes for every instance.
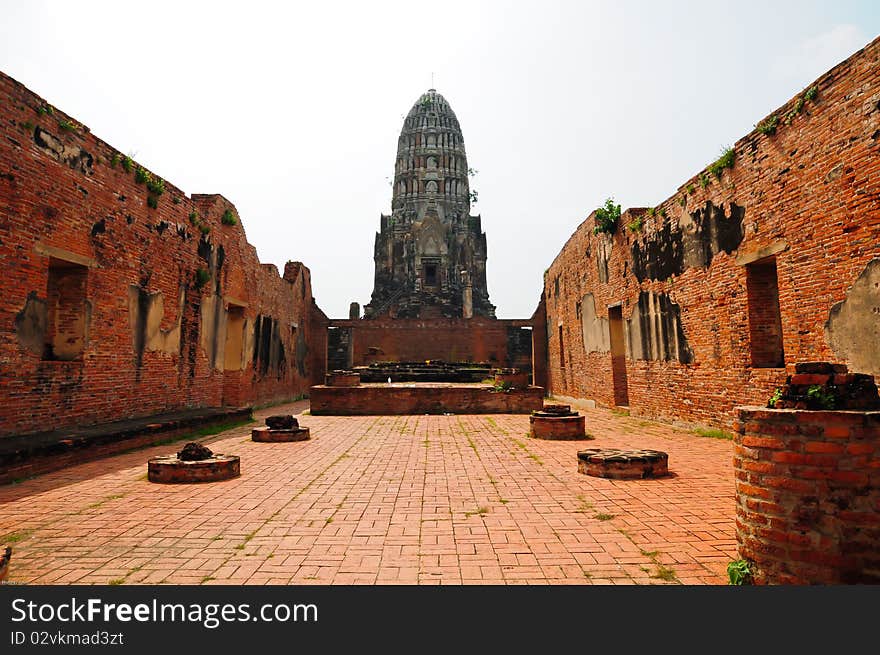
[734,406,880,584]
[542,37,880,429]
[328,317,535,373]
[0,71,326,437]
[310,384,544,415]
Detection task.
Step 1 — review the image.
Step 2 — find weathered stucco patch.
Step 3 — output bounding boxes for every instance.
[14,291,48,356]
[626,291,693,364]
[198,292,227,371]
[580,293,610,353]
[631,201,744,282]
[826,258,880,376]
[128,285,184,366]
[34,127,93,175]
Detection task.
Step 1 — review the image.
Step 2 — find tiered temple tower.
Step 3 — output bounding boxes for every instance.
[363,89,495,319]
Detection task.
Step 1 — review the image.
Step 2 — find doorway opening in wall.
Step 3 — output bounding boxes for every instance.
[423,261,438,288]
[44,257,88,361]
[746,256,785,368]
[608,305,630,407]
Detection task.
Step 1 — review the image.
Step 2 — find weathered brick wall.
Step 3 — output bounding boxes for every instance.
[734,406,880,584]
[542,37,880,428]
[327,317,536,374]
[0,71,326,437]
[310,384,544,415]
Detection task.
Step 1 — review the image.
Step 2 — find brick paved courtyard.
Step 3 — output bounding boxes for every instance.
[0,400,736,585]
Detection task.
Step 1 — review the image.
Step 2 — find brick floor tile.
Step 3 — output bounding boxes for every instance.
[0,402,737,585]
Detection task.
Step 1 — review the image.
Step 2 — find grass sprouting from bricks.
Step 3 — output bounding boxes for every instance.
[727,559,752,585]
[201,576,216,584]
[693,427,734,440]
[87,493,126,510]
[108,578,124,586]
[464,506,489,518]
[1,529,34,544]
[652,565,678,582]
[594,513,615,521]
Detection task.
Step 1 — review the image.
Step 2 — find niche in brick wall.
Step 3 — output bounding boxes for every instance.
[224,304,246,371]
[746,256,785,368]
[44,258,89,361]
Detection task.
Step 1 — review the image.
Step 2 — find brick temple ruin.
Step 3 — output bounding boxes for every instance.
[542,37,880,430]
[326,89,545,384]
[1,35,879,584]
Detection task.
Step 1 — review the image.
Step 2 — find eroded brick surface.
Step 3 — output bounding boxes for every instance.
[542,37,880,429]
[0,72,327,438]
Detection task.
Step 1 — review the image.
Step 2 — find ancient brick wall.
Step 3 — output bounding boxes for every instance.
[542,37,880,428]
[310,384,544,415]
[326,317,535,375]
[0,71,325,438]
[734,406,880,584]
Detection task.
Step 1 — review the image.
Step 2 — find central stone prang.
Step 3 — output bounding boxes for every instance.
[252,414,311,443]
[148,441,240,484]
[529,403,588,440]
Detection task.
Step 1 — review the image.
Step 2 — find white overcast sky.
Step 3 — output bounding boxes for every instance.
[2,1,878,318]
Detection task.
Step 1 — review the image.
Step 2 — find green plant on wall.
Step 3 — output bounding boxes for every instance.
[756,114,779,136]
[768,388,783,408]
[121,155,133,173]
[699,173,709,189]
[135,167,151,184]
[221,209,237,226]
[806,385,836,410]
[146,195,158,209]
[627,215,643,232]
[727,559,752,585]
[146,177,165,196]
[592,197,621,235]
[709,147,735,179]
[194,268,211,289]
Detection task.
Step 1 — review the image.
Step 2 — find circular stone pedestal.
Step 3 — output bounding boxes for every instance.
[148,454,240,483]
[251,427,311,442]
[0,546,10,582]
[530,413,587,439]
[577,448,668,479]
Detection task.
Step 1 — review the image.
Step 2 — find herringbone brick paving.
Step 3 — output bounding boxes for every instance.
[0,400,736,585]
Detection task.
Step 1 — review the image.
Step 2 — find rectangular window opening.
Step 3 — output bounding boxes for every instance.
[44,257,88,361]
[746,256,785,368]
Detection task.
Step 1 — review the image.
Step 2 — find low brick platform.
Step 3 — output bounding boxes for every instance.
[309,383,544,415]
[325,371,361,387]
[148,454,241,484]
[252,427,311,442]
[577,448,669,479]
[0,407,253,485]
